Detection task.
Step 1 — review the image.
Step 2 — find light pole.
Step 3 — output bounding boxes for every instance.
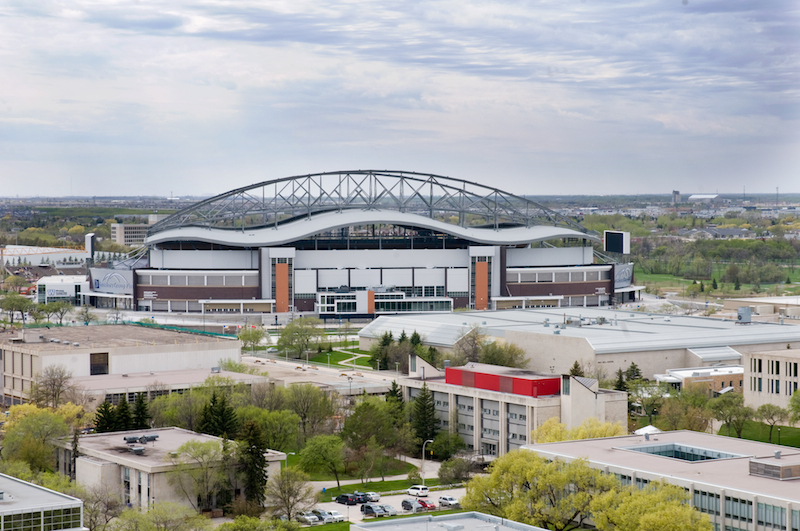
[327,352,331,368]
[348,376,353,405]
[421,439,434,485]
[778,427,781,445]
[283,451,295,469]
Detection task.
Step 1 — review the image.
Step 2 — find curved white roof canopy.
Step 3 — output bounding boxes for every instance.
[145,209,598,248]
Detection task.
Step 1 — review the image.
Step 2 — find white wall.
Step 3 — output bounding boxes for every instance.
[350,269,381,288]
[295,249,469,269]
[447,268,469,292]
[294,269,317,293]
[318,269,349,288]
[151,250,258,270]
[506,246,593,267]
[382,269,412,286]
[414,268,445,286]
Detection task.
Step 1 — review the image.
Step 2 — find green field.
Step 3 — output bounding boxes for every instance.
[284,454,417,483]
[718,420,800,447]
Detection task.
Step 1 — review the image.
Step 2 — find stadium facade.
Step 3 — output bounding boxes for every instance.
[136,171,636,315]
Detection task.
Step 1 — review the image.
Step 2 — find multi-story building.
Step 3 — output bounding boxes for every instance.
[401,361,627,457]
[0,325,240,405]
[525,431,800,531]
[137,171,642,315]
[111,214,167,246]
[743,349,800,411]
[0,473,86,531]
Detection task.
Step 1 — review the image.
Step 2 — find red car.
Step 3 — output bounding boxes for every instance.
[417,499,436,510]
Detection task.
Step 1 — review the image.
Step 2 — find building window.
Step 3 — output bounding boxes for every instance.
[758,502,786,529]
[90,352,109,375]
[519,414,527,421]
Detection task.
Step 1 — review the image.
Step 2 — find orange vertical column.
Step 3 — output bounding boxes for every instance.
[275,262,289,313]
[475,261,489,310]
[367,290,375,314]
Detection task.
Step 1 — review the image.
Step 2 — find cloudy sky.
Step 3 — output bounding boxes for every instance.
[1,0,798,198]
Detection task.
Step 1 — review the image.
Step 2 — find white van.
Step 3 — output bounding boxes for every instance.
[407,485,429,497]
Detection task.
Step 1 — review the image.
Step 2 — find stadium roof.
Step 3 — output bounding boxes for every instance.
[359,308,800,353]
[146,170,597,246]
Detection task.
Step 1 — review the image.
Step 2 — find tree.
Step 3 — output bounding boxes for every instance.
[264,468,316,521]
[236,406,300,452]
[77,484,124,531]
[168,440,226,511]
[6,274,29,293]
[614,369,627,391]
[217,516,300,531]
[238,420,269,508]
[114,398,133,431]
[462,451,618,531]
[438,457,473,484]
[94,401,116,433]
[77,305,97,324]
[569,361,585,377]
[479,341,529,368]
[410,331,422,347]
[149,392,207,432]
[429,431,466,461]
[386,380,403,402]
[1,292,32,326]
[592,481,712,531]
[624,362,642,382]
[341,399,395,451]
[712,277,718,290]
[114,502,211,531]
[627,379,668,424]
[298,435,345,488]
[29,365,75,408]
[709,392,752,437]
[50,300,73,325]
[756,403,789,443]
[452,325,485,364]
[199,391,239,438]
[791,389,800,424]
[133,392,151,430]
[531,417,626,443]
[412,383,437,445]
[1,408,69,472]
[276,317,323,359]
[239,326,267,353]
[285,383,334,441]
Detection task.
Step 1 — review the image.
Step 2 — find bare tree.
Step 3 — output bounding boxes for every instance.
[264,468,316,521]
[451,325,486,365]
[146,380,169,401]
[30,365,76,408]
[76,484,123,531]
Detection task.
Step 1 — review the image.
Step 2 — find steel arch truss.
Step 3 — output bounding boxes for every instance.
[149,170,589,235]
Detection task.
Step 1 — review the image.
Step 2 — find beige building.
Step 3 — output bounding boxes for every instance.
[54,427,284,511]
[743,349,800,411]
[655,365,744,395]
[111,214,167,246]
[0,325,241,405]
[360,309,800,380]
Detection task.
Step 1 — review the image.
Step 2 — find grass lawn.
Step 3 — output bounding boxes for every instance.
[285,454,417,482]
[319,478,444,502]
[718,420,800,448]
[307,350,374,368]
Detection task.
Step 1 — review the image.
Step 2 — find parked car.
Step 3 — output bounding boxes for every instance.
[380,504,397,516]
[353,491,369,503]
[327,510,345,523]
[266,347,279,353]
[361,503,387,517]
[311,509,334,524]
[407,485,429,497]
[417,499,437,510]
[295,512,320,524]
[335,493,357,505]
[438,495,459,507]
[365,491,380,502]
[401,498,422,511]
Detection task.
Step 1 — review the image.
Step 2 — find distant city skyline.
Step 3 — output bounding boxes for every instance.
[1,1,797,197]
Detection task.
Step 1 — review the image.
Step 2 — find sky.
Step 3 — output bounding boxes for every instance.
[0,0,798,198]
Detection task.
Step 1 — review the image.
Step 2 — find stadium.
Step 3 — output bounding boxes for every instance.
[136,170,637,316]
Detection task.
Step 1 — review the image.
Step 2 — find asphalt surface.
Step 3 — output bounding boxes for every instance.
[313,486,467,524]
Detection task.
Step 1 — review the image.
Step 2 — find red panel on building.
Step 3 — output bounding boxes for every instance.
[445,367,560,397]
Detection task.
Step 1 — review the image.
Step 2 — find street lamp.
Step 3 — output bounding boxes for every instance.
[327,352,331,368]
[283,451,295,469]
[421,439,434,485]
[778,427,781,445]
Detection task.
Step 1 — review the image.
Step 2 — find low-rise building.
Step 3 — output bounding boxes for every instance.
[1,325,241,405]
[401,361,627,458]
[654,365,744,395]
[54,427,285,511]
[0,473,86,531]
[36,275,89,305]
[524,430,800,531]
[352,512,548,531]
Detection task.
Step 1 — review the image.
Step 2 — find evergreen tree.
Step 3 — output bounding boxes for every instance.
[712,278,718,290]
[412,383,437,445]
[734,277,741,290]
[614,369,627,392]
[216,393,239,438]
[788,275,792,284]
[569,361,585,377]
[699,281,704,292]
[94,401,115,432]
[238,421,269,507]
[379,331,394,348]
[410,331,422,347]
[386,380,403,402]
[133,392,151,430]
[398,330,408,343]
[114,398,133,431]
[199,391,239,438]
[624,362,641,382]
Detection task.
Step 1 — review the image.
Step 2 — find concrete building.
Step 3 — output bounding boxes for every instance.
[0,325,241,405]
[54,427,285,511]
[36,275,89,305]
[68,368,269,405]
[402,362,627,458]
[0,473,86,531]
[352,512,548,531]
[743,349,800,411]
[655,365,744,395]
[524,431,800,531]
[137,171,641,315]
[111,214,167,246]
[723,296,800,321]
[359,308,800,380]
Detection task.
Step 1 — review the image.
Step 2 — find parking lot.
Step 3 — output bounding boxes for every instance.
[314,486,467,524]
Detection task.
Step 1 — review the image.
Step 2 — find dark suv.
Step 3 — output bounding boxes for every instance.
[353,491,369,503]
[336,493,357,505]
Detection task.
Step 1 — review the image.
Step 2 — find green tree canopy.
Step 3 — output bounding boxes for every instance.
[277,317,323,359]
[298,435,345,488]
[411,383,437,446]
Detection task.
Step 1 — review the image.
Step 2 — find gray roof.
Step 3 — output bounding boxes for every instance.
[0,473,83,514]
[688,346,742,362]
[352,512,548,531]
[360,309,800,354]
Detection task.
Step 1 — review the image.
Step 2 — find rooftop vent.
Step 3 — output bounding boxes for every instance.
[211,367,221,373]
[122,374,128,377]
[129,447,145,455]
[73,343,79,347]
[123,436,140,444]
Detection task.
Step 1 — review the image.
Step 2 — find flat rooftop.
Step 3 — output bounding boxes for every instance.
[656,365,743,380]
[0,473,82,513]
[4,324,231,351]
[71,427,284,472]
[352,512,548,531]
[524,431,800,503]
[450,362,560,380]
[360,308,800,353]
[70,368,269,392]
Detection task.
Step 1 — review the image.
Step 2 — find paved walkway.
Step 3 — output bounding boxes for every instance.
[312,456,443,492]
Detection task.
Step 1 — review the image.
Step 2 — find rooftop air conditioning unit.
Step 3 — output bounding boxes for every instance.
[737,307,752,324]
